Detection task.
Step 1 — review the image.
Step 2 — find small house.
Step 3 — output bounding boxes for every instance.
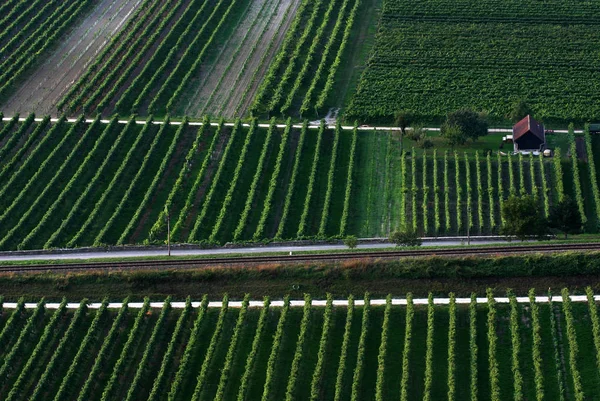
[513,115,545,152]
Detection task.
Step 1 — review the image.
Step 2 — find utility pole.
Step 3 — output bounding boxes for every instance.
[467,204,471,245]
[165,205,171,256]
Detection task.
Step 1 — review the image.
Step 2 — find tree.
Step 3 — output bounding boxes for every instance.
[501,195,547,240]
[389,228,422,247]
[548,196,582,239]
[394,109,415,137]
[509,100,533,123]
[440,123,467,146]
[344,235,358,249]
[442,109,488,145]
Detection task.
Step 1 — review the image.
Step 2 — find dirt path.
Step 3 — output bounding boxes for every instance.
[1,0,142,117]
[218,0,301,118]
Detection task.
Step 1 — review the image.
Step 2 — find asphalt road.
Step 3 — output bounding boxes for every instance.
[0,239,531,261]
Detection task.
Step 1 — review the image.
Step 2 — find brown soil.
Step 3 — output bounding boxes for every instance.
[220,0,301,118]
[1,0,142,116]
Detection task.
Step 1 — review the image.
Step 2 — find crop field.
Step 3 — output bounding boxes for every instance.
[346,0,600,124]
[1,117,599,250]
[1,290,600,401]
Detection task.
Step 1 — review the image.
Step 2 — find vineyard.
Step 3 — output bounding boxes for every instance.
[1,117,600,250]
[0,117,356,250]
[346,0,600,124]
[2,290,600,400]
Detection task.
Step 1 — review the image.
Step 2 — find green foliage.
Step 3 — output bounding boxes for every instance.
[447,293,457,401]
[548,291,566,401]
[234,119,276,241]
[214,295,250,401]
[586,287,600,381]
[309,294,333,401]
[298,121,325,237]
[508,291,524,401]
[442,123,467,146]
[561,288,585,401]
[76,299,129,401]
[125,298,171,401]
[285,294,312,401]
[584,125,600,221]
[168,295,209,401]
[261,296,291,401]
[553,148,565,202]
[423,293,435,401]
[469,294,478,401]
[350,293,370,401]
[455,151,462,232]
[509,100,533,123]
[501,195,547,240]
[389,228,422,247]
[487,289,500,401]
[528,289,544,401]
[569,125,587,225]
[148,298,192,401]
[487,153,496,228]
[320,122,341,236]
[497,152,505,225]
[236,297,271,401]
[30,300,87,401]
[375,294,392,401]
[412,148,418,231]
[334,295,354,401]
[518,152,526,195]
[5,299,66,401]
[465,152,473,230]
[422,151,429,233]
[433,150,441,233]
[100,299,151,401]
[548,196,582,238]
[274,121,304,240]
[340,125,358,236]
[53,300,108,401]
[400,293,413,401]
[444,151,451,232]
[344,235,358,249]
[191,294,230,400]
[210,120,257,243]
[539,154,550,217]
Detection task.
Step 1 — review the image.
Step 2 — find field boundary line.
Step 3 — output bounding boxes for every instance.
[0,116,583,133]
[3,295,598,309]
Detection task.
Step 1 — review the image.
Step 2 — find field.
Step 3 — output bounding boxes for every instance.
[346,0,600,124]
[1,117,600,250]
[1,291,600,401]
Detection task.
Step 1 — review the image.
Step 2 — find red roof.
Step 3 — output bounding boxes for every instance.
[513,115,545,143]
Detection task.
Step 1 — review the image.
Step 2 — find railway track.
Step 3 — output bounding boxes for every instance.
[2,242,600,273]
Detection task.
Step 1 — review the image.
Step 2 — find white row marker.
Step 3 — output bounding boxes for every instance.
[1,295,596,309]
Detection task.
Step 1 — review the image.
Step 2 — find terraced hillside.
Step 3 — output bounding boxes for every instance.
[346,0,600,124]
[1,290,600,401]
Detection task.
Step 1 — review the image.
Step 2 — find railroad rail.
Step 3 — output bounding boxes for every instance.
[1,242,600,273]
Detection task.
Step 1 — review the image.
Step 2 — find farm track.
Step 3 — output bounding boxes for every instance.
[3,243,600,273]
[1,0,141,116]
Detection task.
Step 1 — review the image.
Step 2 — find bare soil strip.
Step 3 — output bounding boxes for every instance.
[213,0,300,118]
[1,0,141,116]
[182,0,268,116]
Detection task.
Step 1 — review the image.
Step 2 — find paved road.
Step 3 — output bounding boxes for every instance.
[0,239,532,261]
[1,116,583,134]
